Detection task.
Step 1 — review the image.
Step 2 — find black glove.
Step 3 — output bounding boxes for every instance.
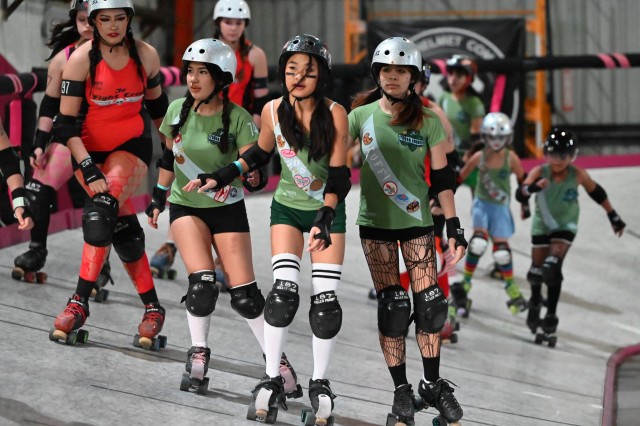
[312,206,335,248]
[527,179,544,194]
[242,165,268,193]
[31,129,51,159]
[145,185,168,217]
[11,188,31,218]
[521,201,531,220]
[79,156,106,185]
[607,210,626,233]
[445,217,468,250]
[197,163,241,192]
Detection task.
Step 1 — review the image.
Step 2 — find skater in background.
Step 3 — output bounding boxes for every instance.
[147,38,298,397]
[516,128,625,346]
[49,0,168,349]
[12,0,115,287]
[348,37,466,425]
[451,112,528,318]
[0,117,33,231]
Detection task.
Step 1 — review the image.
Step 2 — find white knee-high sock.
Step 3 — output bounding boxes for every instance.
[186,309,211,348]
[311,262,342,380]
[264,253,301,377]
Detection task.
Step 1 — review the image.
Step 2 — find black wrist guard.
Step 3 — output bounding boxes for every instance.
[446,150,465,173]
[242,165,268,192]
[197,163,240,191]
[0,146,21,179]
[79,157,105,185]
[607,210,626,232]
[31,129,51,158]
[445,217,468,250]
[11,187,31,218]
[312,206,335,248]
[515,185,530,204]
[145,185,168,217]
[527,180,543,194]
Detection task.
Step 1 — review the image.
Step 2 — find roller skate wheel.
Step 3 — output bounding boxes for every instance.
[196,377,209,395]
[132,334,142,348]
[548,336,557,348]
[246,400,258,420]
[76,329,89,344]
[454,321,460,331]
[432,416,448,426]
[11,267,24,281]
[450,333,458,344]
[265,407,278,424]
[65,330,78,345]
[94,289,109,303]
[158,335,167,348]
[23,271,37,283]
[35,272,47,284]
[534,333,544,345]
[386,413,413,426]
[180,373,191,392]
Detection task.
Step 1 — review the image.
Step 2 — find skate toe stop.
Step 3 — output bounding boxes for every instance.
[138,337,152,349]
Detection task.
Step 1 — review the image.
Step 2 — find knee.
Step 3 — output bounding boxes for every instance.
[377,285,411,338]
[182,270,219,317]
[492,242,512,266]
[112,215,145,262]
[468,232,488,257]
[82,193,119,247]
[309,291,342,339]
[229,282,265,319]
[527,265,544,287]
[413,285,448,334]
[264,279,300,327]
[542,255,563,287]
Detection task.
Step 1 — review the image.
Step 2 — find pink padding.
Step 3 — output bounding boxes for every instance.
[9,99,21,148]
[602,343,640,426]
[490,74,507,112]
[597,53,616,69]
[612,53,631,68]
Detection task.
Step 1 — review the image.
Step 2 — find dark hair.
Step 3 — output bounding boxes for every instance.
[172,62,232,153]
[213,21,249,82]
[277,54,334,162]
[88,24,144,87]
[46,15,81,60]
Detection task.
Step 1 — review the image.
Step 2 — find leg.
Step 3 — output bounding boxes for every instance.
[492,239,527,314]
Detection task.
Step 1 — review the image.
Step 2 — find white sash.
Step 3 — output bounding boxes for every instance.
[360,115,423,220]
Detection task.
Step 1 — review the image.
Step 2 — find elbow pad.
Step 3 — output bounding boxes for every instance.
[39,95,61,119]
[588,183,607,204]
[156,145,175,171]
[51,114,80,146]
[323,166,351,203]
[430,165,456,194]
[240,143,273,171]
[0,146,21,179]
[144,92,169,120]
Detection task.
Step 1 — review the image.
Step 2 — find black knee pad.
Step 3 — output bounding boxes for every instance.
[82,193,119,247]
[527,265,544,287]
[112,215,145,262]
[264,279,299,327]
[542,255,563,287]
[229,282,265,319]
[309,291,342,339]
[182,271,219,317]
[377,285,411,338]
[413,285,448,334]
[25,179,55,222]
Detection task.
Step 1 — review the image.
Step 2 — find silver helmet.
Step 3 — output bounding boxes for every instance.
[182,38,237,87]
[279,34,331,70]
[213,0,251,22]
[371,37,422,80]
[88,0,134,17]
[481,112,513,151]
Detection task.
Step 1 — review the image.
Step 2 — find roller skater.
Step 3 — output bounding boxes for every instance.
[133,302,166,351]
[49,294,90,345]
[457,112,529,317]
[149,241,177,280]
[180,346,211,394]
[12,243,48,284]
[247,375,287,424]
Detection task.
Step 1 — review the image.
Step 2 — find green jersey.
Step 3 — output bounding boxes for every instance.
[159,98,258,208]
[531,164,580,235]
[348,101,446,230]
[476,149,512,205]
[438,91,485,152]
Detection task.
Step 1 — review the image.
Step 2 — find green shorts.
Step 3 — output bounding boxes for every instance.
[270,199,347,233]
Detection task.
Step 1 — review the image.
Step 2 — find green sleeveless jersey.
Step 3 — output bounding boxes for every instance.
[159,98,258,208]
[531,164,580,235]
[348,101,446,229]
[438,91,485,152]
[475,149,512,205]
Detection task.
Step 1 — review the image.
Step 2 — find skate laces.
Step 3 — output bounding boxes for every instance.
[393,384,414,413]
[310,379,336,400]
[436,379,462,412]
[66,296,88,319]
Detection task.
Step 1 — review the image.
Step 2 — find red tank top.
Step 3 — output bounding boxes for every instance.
[82,58,146,151]
[228,42,254,109]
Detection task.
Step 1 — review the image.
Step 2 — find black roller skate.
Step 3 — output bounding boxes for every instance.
[418,378,463,425]
[91,259,114,303]
[12,243,48,284]
[450,281,471,318]
[150,242,177,280]
[49,294,90,345]
[385,384,421,426]
[247,375,287,424]
[180,346,211,395]
[535,313,558,348]
[133,303,167,351]
[527,302,542,334]
[301,379,336,425]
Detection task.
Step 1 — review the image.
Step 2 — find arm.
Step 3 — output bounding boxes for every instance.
[458,150,481,182]
[515,165,548,204]
[146,135,176,228]
[578,167,625,236]
[139,41,167,130]
[509,152,530,219]
[0,121,33,230]
[249,46,269,128]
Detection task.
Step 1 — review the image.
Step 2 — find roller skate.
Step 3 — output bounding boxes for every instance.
[12,243,48,284]
[418,378,463,425]
[450,281,471,318]
[133,302,167,351]
[385,383,422,426]
[279,352,303,399]
[49,294,90,345]
[247,375,287,424]
[527,302,542,334]
[180,346,211,395]
[489,262,503,280]
[441,305,459,344]
[150,242,177,280]
[301,379,336,425]
[91,259,114,303]
[505,283,528,314]
[535,313,558,348]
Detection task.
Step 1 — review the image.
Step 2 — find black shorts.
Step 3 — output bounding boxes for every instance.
[169,201,250,234]
[532,231,575,246]
[359,225,434,243]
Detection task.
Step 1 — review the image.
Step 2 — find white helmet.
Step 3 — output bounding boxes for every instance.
[213,0,251,22]
[88,0,134,17]
[371,37,422,81]
[182,39,237,87]
[481,112,513,151]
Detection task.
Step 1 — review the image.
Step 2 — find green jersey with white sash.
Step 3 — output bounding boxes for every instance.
[159,98,258,208]
[438,91,485,152]
[476,149,512,205]
[271,99,331,211]
[348,101,446,229]
[531,164,580,235]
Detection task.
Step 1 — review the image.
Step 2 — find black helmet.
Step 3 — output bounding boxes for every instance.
[446,55,477,80]
[69,0,88,17]
[279,34,331,71]
[544,128,578,160]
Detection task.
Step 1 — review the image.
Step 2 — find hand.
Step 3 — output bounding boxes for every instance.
[145,185,168,228]
[245,170,260,187]
[14,208,34,231]
[307,206,335,252]
[29,147,48,169]
[243,165,268,192]
[79,157,108,193]
[528,178,549,193]
[445,217,468,264]
[30,129,50,169]
[183,176,219,193]
[607,210,626,237]
[10,188,34,231]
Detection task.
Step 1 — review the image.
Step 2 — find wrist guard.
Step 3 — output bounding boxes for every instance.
[31,129,51,158]
[145,185,168,217]
[243,165,268,192]
[79,157,105,185]
[312,206,335,248]
[607,210,626,232]
[197,163,240,191]
[445,217,468,250]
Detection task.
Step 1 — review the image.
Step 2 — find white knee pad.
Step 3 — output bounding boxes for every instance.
[493,249,511,265]
[469,235,488,256]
